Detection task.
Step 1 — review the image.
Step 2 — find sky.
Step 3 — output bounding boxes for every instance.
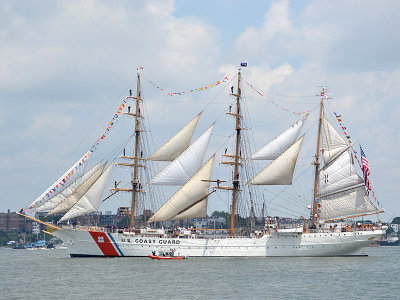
[0,0,399,220]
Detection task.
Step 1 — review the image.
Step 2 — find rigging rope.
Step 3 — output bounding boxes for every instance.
[327,108,381,207]
[242,78,311,116]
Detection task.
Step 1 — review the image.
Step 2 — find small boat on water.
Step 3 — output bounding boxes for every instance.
[148,255,183,260]
[378,235,399,246]
[148,250,185,260]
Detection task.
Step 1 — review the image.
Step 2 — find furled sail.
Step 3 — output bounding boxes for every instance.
[59,162,114,222]
[250,119,304,160]
[148,112,202,161]
[318,185,378,220]
[248,136,304,185]
[46,163,106,216]
[37,162,104,212]
[318,150,363,196]
[149,124,214,186]
[320,117,348,164]
[148,155,215,222]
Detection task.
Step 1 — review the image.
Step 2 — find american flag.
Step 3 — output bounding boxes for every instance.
[360,145,372,190]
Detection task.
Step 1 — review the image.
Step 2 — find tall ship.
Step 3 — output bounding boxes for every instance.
[21,67,386,257]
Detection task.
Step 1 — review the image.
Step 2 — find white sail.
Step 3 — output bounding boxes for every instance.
[248,136,304,185]
[250,119,304,160]
[318,151,363,196]
[149,112,202,161]
[148,155,215,222]
[319,185,378,220]
[47,163,106,216]
[149,124,214,186]
[37,162,104,212]
[59,162,114,222]
[172,198,208,220]
[28,151,92,211]
[320,117,348,164]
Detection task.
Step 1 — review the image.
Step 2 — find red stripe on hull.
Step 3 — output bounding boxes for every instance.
[89,231,119,256]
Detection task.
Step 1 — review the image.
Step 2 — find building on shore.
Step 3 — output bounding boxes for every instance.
[0,209,33,233]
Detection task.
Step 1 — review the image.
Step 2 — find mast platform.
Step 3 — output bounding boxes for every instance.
[119,155,146,160]
[222,154,244,159]
[220,161,243,167]
[226,112,243,118]
[109,188,146,193]
[116,163,146,168]
[123,112,143,118]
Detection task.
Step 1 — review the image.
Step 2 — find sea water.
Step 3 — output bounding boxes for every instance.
[1,247,399,299]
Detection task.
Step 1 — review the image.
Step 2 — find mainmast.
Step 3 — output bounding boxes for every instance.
[114,71,145,228]
[130,72,141,227]
[230,69,242,236]
[311,88,326,228]
[218,69,243,236]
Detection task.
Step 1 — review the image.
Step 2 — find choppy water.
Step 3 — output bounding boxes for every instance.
[1,246,399,299]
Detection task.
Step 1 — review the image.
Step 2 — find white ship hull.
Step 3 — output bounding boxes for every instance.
[53,228,385,257]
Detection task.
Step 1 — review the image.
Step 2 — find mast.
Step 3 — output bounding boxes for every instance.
[230,69,242,237]
[130,71,142,228]
[311,88,325,228]
[114,71,143,228]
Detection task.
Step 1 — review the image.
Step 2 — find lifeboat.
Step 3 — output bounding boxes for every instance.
[148,254,183,260]
[148,251,186,260]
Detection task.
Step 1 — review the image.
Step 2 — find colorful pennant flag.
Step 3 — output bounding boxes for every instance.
[334,112,380,206]
[334,112,353,144]
[148,76,230,96]
[26,98,128,212]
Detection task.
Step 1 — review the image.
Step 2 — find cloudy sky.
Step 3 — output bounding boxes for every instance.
[1,0,399,220]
